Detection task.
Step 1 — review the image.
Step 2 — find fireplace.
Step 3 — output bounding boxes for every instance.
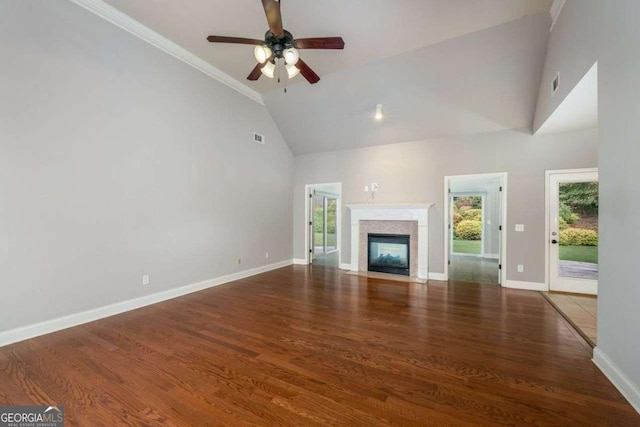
[367,234,410,276]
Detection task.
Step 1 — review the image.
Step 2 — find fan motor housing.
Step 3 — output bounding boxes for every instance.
[264,30,295,58]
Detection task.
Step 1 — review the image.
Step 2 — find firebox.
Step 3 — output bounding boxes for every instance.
[367,233,410,276]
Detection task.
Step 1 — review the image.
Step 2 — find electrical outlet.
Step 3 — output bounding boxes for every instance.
[142,275,150,286]
[364,185,369,192]
[236,257,242,265]
[515,224,525,232]
[265,252,269,259]
[517,265,524,273]
[371,183,379,192]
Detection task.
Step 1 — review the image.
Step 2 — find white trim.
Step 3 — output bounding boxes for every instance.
[428,272,447,281]
[484,253,500,260]
[503,280,547,291]
[593,348,640,414]
[0,259,292,348]
[293,258,308,265]
[444,173,507,285]
[550,0,567,32]
[69,0,263,105]
[339,262,351,270]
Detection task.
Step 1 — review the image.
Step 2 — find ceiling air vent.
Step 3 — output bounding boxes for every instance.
[253,132,265,145]
[551,72,560,97]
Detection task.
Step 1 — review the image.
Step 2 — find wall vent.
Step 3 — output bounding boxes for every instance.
[253,132,265,145]
[551,72,560,97]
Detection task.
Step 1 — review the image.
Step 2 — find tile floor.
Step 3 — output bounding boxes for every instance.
[449,255,500,285]
[543,292,597,344]
[312,251,339,268]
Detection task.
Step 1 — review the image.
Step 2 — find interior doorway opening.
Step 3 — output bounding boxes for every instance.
[304,183,341,268]
[444,173,507,285]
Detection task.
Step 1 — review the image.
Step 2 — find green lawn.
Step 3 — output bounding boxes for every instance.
[452,239,481,255]
[314,232,337,248]
[559,245,598,264]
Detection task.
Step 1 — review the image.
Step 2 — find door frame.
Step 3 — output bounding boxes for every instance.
[544,168,598,291]
[304,183,342,265]
[449,192,485,258]
[444,172,507,285]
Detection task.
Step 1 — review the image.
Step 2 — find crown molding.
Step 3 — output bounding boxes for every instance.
[549,0,566,32]
[69,0,264,105]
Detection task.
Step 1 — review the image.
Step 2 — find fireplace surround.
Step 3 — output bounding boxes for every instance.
[346,203,433,279]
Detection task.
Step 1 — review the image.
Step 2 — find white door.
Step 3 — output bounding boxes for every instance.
[549,171,599,294]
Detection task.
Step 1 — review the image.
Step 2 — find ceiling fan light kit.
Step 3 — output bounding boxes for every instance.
[260,61,276,78]
[207,0,344,85]
[283,48,299,65]
[286,63,300,79]
[253,45,272,64]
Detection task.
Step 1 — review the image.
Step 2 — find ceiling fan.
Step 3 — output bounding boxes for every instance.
[207,0,345,84]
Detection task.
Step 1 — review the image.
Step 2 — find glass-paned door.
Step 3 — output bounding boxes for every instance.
[312,195,325,255]
[549,171,599,294]
[311,194,338,257]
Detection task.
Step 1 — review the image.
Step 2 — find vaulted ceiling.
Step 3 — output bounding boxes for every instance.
[103,0,554,154]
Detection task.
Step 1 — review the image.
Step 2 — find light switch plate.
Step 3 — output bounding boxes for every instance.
[515,224,525,232]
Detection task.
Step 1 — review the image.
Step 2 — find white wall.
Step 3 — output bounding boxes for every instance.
[0,1,293,333]
[293,127,597,284]
[265,13,550,155]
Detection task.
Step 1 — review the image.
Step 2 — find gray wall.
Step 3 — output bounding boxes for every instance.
[533,0,598,132]
[293,127,597,283]
[594,0,640,397]
[0,1,293,332]
[535,0,640,402]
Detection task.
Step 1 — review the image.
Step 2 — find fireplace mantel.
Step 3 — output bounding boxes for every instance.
[347,203,433,279]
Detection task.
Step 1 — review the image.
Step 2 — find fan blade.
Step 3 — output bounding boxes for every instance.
[261,0,284,37]
[207,36,263,45]
[296,58,320,84]
[247,63,263,81]
[295,37,345,50]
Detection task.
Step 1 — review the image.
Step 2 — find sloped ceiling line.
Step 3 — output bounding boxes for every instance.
[69,0,264,105]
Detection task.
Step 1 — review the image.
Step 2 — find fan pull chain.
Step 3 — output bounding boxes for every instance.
[284,67,287,93]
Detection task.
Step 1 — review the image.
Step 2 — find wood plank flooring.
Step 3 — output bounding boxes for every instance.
[1,265,638,426]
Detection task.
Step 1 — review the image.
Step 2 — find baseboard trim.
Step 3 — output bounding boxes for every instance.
[69,0,263,105]
[0,259,292,348]
[292,258,308,265]
[593,347,640,414]
[503,280,547,291]
[428,272,447,281]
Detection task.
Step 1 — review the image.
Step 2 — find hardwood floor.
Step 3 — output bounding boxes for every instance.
[1,265,638,426]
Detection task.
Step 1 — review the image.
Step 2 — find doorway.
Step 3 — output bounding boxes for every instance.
[546,169,599,294]
[444,173,507,285]
[305,183,341,267]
